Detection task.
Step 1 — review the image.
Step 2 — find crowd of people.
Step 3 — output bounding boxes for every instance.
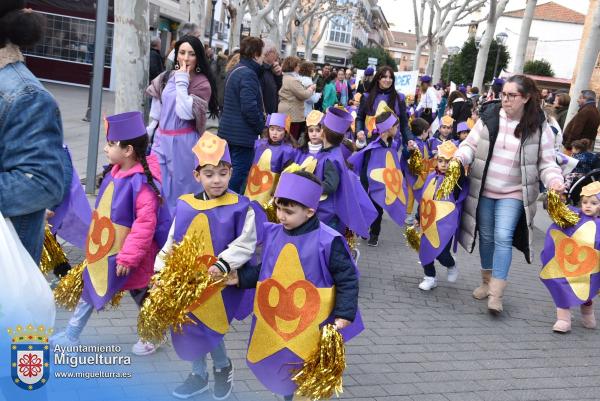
[2,3,600,400]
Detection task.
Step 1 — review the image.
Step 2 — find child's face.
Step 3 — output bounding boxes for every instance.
[269,125,285,143]
[437,156,451,174]
[307,125,322,145]
[194,164,232,198]
[104,141,133,166]
[382,124,399,140]
[420,128,431,140]
[471,111,479,121]
[458,131,468,142]
[581,195,600,217]
[439,124,452,138]
[275,199,315,230]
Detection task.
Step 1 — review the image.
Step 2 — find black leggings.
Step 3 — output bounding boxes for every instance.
[422,240,454,277]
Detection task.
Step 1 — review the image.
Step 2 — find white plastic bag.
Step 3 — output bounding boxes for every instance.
[0,213,55,368]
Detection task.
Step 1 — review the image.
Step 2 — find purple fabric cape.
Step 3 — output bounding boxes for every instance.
[169,192,256,360]
[247,222,364,395]
[540,209,600,308]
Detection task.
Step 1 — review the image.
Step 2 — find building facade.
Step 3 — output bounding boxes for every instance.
[384,31,442,73]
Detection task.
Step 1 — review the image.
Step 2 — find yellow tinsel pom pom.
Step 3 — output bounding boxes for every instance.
[262,197,279,223]
[53,261,86,310]
[344,228,357,253]
[404,225,421,252]
[407,148,424,177]
[40,225,69,274]
[547,189,580,228]
[137,232,219,344]
[435,159,461,200]
[292,324,346,400]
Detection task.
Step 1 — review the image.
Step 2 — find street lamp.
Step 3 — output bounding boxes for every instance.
[446,46,460,84]
[208,0,217,48]
[492,31,508,78]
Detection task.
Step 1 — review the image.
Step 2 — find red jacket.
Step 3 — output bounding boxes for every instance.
[114,154,162,290]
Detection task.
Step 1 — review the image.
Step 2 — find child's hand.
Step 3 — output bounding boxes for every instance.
[407,140,417,150]
[116,264,130,276]
[207,264,224,279]
[334,318,351,330]
[356,130,366,142]
[224,270,239,286]
[45,209,55,220]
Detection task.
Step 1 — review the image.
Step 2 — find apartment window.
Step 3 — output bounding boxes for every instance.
[24,12,113,66]
[328,16,352,44]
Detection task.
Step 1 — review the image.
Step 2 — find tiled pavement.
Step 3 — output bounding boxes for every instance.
[44,84,600,400]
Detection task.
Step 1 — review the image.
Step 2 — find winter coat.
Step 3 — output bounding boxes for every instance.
[218,58,265,148]
[278,73,313,122]
[563,102,600,149]
[554,106,568,130]
[321,81,338,111]
[260,63,283,114]
[149,48,165,83]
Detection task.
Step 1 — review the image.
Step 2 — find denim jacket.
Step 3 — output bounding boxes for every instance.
[0,44,65,262]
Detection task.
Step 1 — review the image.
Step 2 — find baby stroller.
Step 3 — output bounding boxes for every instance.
[567,168,600,206]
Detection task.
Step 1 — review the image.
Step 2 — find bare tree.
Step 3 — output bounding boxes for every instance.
[412,0,430,71]
[114,0,149,113]
[190,0,207,43]
[512,0,537,74]
[225,0,245,50]
[565,0,600,125]
[471,0,509,89]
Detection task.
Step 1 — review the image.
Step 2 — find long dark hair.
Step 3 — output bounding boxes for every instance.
[99,135,162,203]
[0,3,46,48]
[366,66,399,114]
[506,75,542,141]
[162,35,219,118]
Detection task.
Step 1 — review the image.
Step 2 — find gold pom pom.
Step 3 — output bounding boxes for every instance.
[262,197,279,223]
[404,225,421,252]
[435,159,461,200]
[53,261,86,310]
[407,148,424,177]
[137,232,219,344]
[108,290,126,309]
[40,225,69,274]
[292,324,346,400]
[547,189,580,228]
[344,228,357,252]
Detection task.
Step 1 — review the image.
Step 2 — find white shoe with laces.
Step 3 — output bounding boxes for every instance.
[447,265,459,283]
[418,276,437,291]
[131,339,159,356]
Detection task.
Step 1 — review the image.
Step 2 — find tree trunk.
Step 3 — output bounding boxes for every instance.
[432,38,445,83]
[114,0,149,113]
[304,15,315,59]
[412,0,426,70]
[289,25,301,56]
[190,0,207,42]
[565,0,600,125]
[513,0,536,74]
[471,0,508,89]
[413,42,424,71]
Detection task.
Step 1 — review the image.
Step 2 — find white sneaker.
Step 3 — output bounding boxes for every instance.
[132,339,159,356]
[447,265,459,283]
[418,276,437,291]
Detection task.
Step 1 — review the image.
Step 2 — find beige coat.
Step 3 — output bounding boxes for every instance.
[278,73,313,122]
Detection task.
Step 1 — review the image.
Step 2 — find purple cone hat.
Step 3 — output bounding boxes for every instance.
[322,107,353,135]
[105,111,147,141]
[274,172,322,210]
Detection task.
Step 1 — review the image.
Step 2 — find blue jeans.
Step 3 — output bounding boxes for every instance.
[191,339,229,378]
[477,196,524,280]
[228,143,255,194]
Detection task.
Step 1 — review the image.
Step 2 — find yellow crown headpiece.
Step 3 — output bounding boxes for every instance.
[437,140,458,159]
[306,110,324,127]
[581,181,600,198]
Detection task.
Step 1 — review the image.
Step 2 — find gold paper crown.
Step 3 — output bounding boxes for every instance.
[7,324,53,343]
[305,110,323,127]
[581,181,600,197]
[441,115,454,126]
[437,140,458,159]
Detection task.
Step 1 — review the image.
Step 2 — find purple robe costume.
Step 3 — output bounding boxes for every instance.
[49,146,92,250]
[540,209,600,308]
[412,171,468,266]
[246,222,364,395]
[170,192,256,360]
[349,139,408,227]
[151,75,203,214]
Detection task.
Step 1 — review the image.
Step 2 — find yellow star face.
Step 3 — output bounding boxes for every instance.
[540,221,600,301]
[245,149,276,204]
[369,151,406,206]
[85,181,130,297]
[247,243,334,363]
[180,199,232,335]
[419,177,455,248]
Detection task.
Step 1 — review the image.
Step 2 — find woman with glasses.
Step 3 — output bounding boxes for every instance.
[453,75,565,314]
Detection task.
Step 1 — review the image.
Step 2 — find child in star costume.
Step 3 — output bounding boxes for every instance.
[227,170,364,400]
[456,121,470,143]
[540,181,600,333]
[403,117,433,225]
[407,140,468,291]
[245,113,298,206]
[51,111,171,356]
[348,111,409,247]
[428,115,458,156]
[159,131,263,400]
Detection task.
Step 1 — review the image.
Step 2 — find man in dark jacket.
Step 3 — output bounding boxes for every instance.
[259,39,282,114]
[563,90,600,151]
[149,37,164,82]
[218,36,266,193]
